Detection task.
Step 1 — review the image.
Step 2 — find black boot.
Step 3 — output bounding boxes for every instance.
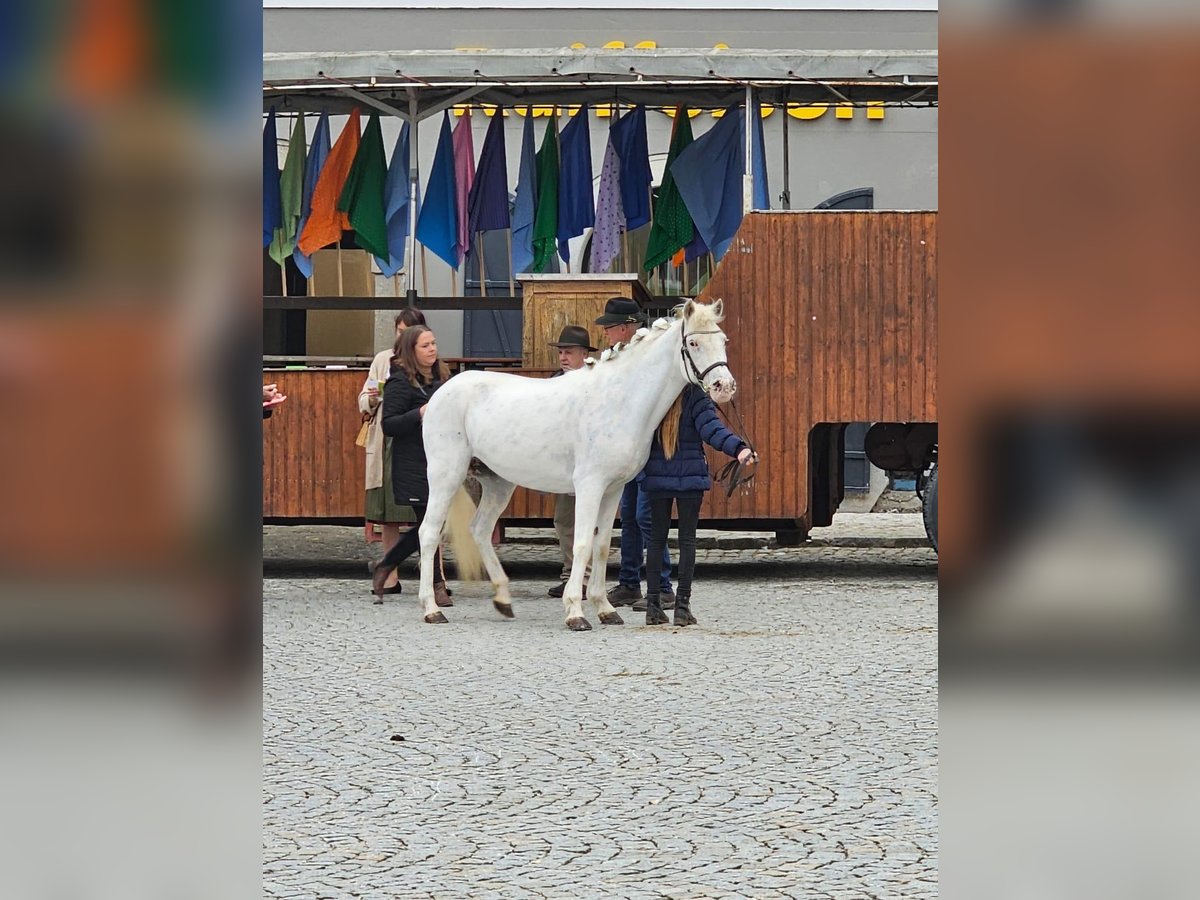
[644,592,669,625]
[673,591,697,626]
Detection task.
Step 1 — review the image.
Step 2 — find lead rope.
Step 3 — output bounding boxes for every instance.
[712,395,759,498]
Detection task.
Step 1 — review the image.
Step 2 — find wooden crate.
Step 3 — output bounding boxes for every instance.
[517,274,654,368]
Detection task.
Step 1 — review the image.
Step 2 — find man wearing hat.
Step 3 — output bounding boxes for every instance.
[547,324,599,598]
[594,297,675,609]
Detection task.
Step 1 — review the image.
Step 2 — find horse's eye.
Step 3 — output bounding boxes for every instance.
[688,340,698,349]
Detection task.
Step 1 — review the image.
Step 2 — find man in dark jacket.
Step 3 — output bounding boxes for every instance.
[593,297,675,610]
[547,325,598,598]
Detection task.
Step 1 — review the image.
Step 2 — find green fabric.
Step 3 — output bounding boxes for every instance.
[643,110,697,270]
[365,436,417,524]
[268,114,307,266]
[531,117,560,273]
[338,112,389,259]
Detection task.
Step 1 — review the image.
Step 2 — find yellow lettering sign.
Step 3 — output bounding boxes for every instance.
[787,103,827,120]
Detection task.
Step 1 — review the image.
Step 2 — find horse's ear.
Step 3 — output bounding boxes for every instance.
[682,299,697,320]
[711,298,724,321]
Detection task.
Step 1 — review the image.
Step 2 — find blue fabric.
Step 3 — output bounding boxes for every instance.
[415,111,459,270]
[611,105,652,230]
[751,99,770,212]
[556,108,594,263]
[468,112,511,240]
[669,103,743,261]
[374,120,410,278]
[262,108,281,247]
[511,113,538,274]
[293,111,331,278]
[617,480,672,591]
[640,385,746,496]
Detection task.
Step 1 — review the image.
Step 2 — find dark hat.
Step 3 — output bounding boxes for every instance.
[548,324,598,352]
[594,296,643,327]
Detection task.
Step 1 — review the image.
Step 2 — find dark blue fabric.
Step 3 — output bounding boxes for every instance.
[293,111,330,278]
[611,105,652,230]
[468,112,510,239]
[556,108,595,262]
[640,385,746,497]
[262,108,281,247]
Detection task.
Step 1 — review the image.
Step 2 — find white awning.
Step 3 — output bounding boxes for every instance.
[263,47,937,113]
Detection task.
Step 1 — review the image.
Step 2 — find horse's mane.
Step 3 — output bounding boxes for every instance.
[584,300,724,369]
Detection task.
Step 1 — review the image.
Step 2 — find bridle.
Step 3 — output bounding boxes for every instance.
[680,326,734,392]
[679,324,759,497]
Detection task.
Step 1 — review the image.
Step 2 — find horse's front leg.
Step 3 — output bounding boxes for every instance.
[563,482,606,631]
[589,482,626,626]
[418,488,454,624]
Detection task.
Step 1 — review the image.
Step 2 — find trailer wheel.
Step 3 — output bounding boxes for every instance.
[922,464,938,553]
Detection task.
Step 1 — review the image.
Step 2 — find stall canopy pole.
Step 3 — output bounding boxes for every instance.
[743,83,753,215]
[405,89,420,303]
[781,87,791,210]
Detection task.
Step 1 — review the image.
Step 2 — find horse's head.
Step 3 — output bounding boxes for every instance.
[679,298,736,403]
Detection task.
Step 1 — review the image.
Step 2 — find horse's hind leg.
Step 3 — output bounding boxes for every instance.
[588,483,626,626]
[472,470,516,618]
[563,482,608,631]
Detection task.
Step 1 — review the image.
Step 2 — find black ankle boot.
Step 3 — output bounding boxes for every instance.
[644,592,669,625]
[673,591,697,626]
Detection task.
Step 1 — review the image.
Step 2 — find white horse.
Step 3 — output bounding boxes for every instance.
[417,298,736,631]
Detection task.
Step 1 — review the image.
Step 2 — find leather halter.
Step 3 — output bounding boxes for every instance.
[680,327,733,391]
[678,324,759,497]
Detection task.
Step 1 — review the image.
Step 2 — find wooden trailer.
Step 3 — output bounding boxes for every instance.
[263,210,937,542]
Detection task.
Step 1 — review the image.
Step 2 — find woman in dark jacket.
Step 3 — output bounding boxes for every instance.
[370,325,453,605]
[640,385,756,625]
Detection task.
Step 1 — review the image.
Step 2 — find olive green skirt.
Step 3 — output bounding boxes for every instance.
[364,437,417,524]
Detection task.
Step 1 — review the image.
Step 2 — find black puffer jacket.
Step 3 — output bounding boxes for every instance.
[381,368,445,504]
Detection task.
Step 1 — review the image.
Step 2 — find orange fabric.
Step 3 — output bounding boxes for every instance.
[297,109,361,256]
[671,248,686,268]
[63,0,149,104]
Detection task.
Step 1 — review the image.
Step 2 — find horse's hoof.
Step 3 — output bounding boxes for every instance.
[598,611,624,625]
[423,612,449,624]
[566,617,592,632]
[493,600,514,619]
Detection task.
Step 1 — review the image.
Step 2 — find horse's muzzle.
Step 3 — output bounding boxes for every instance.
[708,377,736,404]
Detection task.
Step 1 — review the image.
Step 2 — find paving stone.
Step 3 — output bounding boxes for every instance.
[264,541,937,896]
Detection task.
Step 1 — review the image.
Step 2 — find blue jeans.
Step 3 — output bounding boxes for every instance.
[617,480,673,591]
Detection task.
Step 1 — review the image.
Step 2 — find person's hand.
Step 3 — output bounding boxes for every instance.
[263,383,280,403]
[418,404,427,418]
[737,448,758,465]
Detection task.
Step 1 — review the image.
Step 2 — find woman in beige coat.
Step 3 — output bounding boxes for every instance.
[358,308,426,593]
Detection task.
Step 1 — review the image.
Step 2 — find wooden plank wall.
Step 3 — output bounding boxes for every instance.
[263,370,365,518]
[263,213,937,527]
[696,211,938,526]
[262,367,560,520]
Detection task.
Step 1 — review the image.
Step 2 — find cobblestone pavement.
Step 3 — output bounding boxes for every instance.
[264,541,938,899]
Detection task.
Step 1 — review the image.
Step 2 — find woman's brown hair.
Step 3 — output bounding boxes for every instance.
[657,393,685,460]
[394,308,426,330]
[391,325,450,387]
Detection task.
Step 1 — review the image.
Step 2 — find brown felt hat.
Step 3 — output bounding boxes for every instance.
[548,324,598,352]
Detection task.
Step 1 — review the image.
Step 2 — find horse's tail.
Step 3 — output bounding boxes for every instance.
[445,485,486,582]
